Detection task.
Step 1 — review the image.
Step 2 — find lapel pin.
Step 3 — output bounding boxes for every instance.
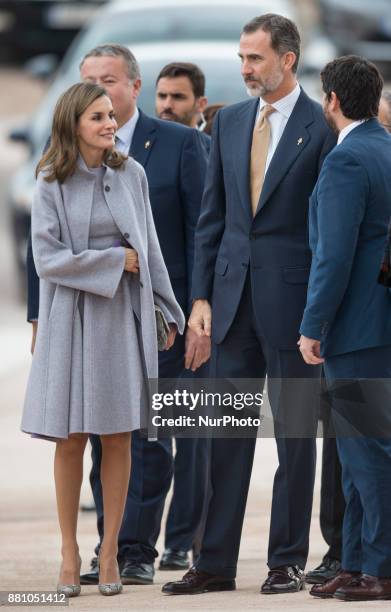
[145,140,151,149]
[297,137,303,146]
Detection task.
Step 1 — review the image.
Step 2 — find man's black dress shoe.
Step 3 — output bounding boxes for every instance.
[80,556,99,585]
[306,556,341,584]
[159,549,190,571]
[120,560,154,585]
[261,565,305,594]
[162,566,236,595]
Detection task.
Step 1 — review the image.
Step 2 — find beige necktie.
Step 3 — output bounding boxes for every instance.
[250,104,275,216]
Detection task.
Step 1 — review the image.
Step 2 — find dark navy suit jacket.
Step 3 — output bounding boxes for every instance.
[300,119,391,357]
[27,109,209,320]
[191,89,335,349]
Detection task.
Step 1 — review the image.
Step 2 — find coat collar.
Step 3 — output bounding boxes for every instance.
[69,157,139,253]
[338,117,383,143]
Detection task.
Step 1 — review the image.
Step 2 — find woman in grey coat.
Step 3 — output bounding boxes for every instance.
[22,83,185,597]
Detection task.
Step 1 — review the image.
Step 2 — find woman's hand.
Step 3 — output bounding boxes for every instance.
[124,248,139,273]
[165,324,177,350]
[31,321,38,355]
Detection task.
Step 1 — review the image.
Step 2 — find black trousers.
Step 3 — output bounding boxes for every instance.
[319,381,345,561]
[197,275,320,578]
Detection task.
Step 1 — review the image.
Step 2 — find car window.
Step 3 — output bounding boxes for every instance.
[60,4,289,74]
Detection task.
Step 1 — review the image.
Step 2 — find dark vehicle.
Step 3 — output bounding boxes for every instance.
[0,0,106,63]
[319,0,391,77]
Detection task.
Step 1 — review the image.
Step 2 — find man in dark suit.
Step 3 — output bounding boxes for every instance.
[27,44,210,585]
[299,56,391,602]
[153,61,211,571]
[162,14,335,596]
[306,87,391,587]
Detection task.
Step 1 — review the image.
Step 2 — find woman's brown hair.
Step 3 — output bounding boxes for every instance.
[36,82,126,183]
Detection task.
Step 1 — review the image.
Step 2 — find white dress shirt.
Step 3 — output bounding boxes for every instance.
[337,119,366,145]
[257,82,301,173]
[115,107,140,153]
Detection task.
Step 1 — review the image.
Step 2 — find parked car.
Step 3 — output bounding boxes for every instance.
[7,0,336,293]
[319,0,391,78]
[15,0,298,151]
[0,0,107,63]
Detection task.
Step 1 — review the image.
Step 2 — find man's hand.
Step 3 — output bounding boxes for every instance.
[31,321,38,355]
[184,327,211,371]
[164,323,177,350]
[298,335,324,365]
[188,299,212,337]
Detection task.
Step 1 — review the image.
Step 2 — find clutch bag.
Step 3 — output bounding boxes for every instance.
[155,305,170,350]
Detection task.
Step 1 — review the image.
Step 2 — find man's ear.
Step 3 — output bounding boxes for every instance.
[283,51,296,72]
[132,78,142,99]
[197,96,208,114]
[329,91,340,112]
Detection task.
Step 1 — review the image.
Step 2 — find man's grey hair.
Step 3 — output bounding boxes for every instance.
[80,43,141,80]
[241,13,301,73]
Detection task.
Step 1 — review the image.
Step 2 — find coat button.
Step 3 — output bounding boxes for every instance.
[104,185,110,192]
[123,232,129,239]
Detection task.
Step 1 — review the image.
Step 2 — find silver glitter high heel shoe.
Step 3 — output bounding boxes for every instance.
[57,555,82,597]
[98,552,123,596]
[56,584,81,598]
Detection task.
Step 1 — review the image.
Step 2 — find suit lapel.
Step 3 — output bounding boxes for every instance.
[232,98,259,222]
[255,89,314,215]
[130,109,157,168]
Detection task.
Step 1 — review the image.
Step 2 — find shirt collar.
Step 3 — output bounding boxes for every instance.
[337,119,366,145]
[115,107,140,152]
[259,82,301,118]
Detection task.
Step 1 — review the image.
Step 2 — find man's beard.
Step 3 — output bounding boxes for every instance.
[158,108,195,127]
[323,106,339,135]
[244,69,284,98]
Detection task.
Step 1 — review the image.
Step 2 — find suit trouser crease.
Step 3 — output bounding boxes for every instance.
[324,345,391,577]
[197,275,318,578]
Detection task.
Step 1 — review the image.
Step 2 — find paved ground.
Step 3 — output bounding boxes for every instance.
[0,67,389,612]
[1,363,387,612]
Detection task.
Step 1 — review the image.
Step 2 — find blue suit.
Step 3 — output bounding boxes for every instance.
[26,110,210,562]
[191,89,336,576]
[300,119,391,577]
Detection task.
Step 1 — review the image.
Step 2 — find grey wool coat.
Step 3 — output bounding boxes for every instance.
[22,156,185,439]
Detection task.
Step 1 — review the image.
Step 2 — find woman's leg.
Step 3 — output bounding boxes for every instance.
[99,432,131,582]
[54,433,89,584]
